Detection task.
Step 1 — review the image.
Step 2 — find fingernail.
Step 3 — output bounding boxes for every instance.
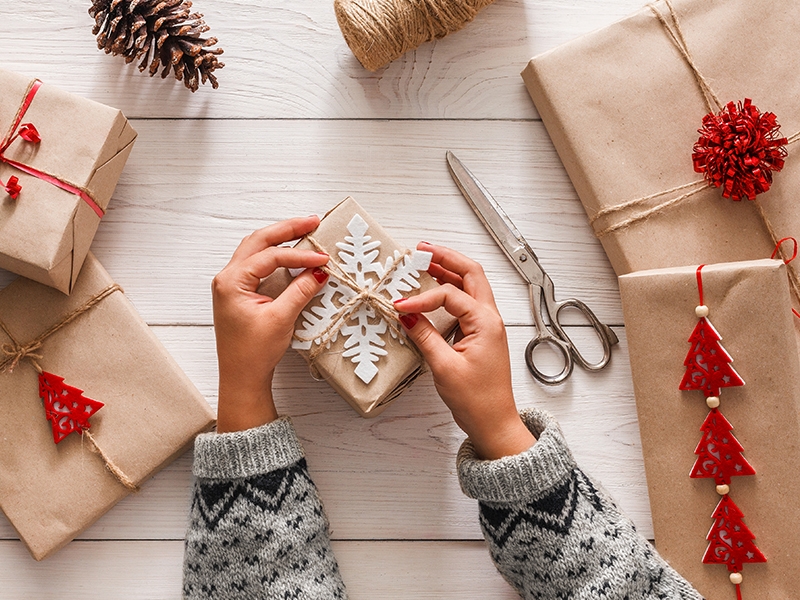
[420,241,431,246]
[393,298,407,305]
[312,268,328,283]
[316,251,328,256]
[399,313,419,329]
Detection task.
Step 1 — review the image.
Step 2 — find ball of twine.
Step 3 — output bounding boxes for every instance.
[334,0,497,71]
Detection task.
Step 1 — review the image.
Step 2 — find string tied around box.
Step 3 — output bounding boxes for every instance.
[588,0,800,306]
[334,0,497,71]
[0,284,139,492]
[0,78,105,218]
[293,234,424,377]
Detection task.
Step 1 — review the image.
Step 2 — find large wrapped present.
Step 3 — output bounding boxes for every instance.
[0,68,137,294]
[0,254,215,560]
[619,258,800,599]
[259,197,458,417]
[522,0,800,286]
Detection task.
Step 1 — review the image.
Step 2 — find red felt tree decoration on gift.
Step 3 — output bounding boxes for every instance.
[679,317,744,397]
[38,371,104,444]
[691,408,755,485]
[693,98,788,201]
[681,265,764,599]
[703,495,766,571]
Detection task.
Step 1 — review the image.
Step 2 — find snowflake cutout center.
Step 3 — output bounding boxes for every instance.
[293,214,432,384]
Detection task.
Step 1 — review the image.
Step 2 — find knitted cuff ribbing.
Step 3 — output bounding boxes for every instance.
[192,417,305,480]
[457,407,577,503]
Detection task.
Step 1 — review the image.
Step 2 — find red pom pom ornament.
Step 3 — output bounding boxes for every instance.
[693,99,788,201]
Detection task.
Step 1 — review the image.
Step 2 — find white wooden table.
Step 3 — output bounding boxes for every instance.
[0,1,650,597]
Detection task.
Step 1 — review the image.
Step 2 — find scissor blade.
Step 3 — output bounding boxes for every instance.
[446,151,543,286]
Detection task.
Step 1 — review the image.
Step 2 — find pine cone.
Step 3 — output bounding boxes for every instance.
[89,0,224,92]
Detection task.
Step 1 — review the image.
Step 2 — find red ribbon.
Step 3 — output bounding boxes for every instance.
[0,79,105,218]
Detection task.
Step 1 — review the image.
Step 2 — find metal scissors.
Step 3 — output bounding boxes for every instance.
[446,151,619,385]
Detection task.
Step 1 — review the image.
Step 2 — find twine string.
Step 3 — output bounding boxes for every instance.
[335,0,496,71]
[83,430,139,492]
[0,283,138,492]
[590,0,800,304]
[648,0,722,113]
[293,235,423,367]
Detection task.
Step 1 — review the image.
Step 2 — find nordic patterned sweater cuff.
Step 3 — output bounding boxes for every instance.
[457,408,577,503]
[192,417,305,480]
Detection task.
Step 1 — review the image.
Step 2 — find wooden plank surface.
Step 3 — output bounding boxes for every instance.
[0,540,519,599]
[2,0,644,119]
[0,0,655,597]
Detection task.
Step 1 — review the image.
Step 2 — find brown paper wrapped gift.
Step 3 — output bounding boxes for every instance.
[619,259,800,599]
[522,0,800,281]
[259,197,458,418]
[0,254,215,560]
[0,68,137,294]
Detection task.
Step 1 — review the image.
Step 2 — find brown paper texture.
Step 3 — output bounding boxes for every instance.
[0,253,216,560]
[619,259,800,599]
[258,197,458,417]
[0,68,137,294]
[522,0,800,277]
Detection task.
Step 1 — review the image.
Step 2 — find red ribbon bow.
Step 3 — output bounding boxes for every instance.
[18,123,41,144]
[4,175,21,199]
[0,80,104,217]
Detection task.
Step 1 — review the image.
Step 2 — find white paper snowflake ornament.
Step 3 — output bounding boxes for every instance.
[292,213,432,384]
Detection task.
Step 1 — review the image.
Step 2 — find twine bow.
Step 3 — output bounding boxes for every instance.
[294,235,422,367]
[0,283,139,492]
[588,0,800,305]
[0,78,105,218]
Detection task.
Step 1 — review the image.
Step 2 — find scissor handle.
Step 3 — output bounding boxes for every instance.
[548,297,619,372]
[524,334,574,385]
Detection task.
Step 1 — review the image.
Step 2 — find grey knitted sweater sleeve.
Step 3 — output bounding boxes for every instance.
[182,417,346,599]
[458,407,702,600]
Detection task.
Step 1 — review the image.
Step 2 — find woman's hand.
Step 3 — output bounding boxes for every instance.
[394,242,536,460]
[212,216,330,433]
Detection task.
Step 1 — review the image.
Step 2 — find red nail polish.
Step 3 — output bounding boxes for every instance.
[312,268,328,283]
[399,313,419,329]
[393,298,407,305]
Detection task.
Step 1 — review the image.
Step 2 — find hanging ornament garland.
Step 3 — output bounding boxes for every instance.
[680,265,766,599]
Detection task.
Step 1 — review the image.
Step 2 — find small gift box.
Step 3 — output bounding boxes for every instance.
[522,0,800,283]
[619,259,800,599]
[0,254,215,560]
[259,197,458,417]
[0,68,137,294]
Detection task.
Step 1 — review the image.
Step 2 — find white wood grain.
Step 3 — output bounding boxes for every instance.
[0,326,651,543]
[0,540,519,599]
[75,119,620,326]
[0,0,644,120]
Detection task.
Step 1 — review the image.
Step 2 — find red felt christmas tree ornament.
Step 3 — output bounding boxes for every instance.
[680,265,765,599]
[38,371,104,444]
[693,98,788,201]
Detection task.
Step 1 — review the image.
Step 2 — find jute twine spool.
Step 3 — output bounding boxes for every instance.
[335,0,497,71]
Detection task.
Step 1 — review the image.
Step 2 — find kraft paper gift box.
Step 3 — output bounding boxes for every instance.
[619,259,800,600]
[0,254,215,560]
[259,197,458,418]
[522,0,800,280]
[0,68,137,294]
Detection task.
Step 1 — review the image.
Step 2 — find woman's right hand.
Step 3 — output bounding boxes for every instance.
[394,242,536,460]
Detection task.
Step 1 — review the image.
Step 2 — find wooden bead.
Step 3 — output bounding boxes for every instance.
[695,305,709,318]
[716,484,730,496]
[730,572,743,585]
[706,396,720,408]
